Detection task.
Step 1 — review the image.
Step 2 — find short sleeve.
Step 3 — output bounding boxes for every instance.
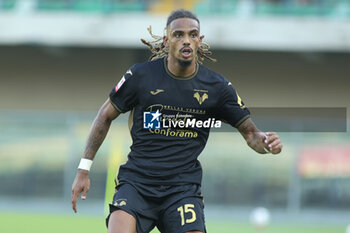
[216,81,250,128]
[109,65,138,113]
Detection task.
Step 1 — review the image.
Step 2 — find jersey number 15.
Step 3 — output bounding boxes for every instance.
[177,204,197,226]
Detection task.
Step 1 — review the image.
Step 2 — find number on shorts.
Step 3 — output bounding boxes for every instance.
[177,204,196,226]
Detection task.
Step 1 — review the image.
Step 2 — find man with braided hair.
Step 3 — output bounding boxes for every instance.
[71,9,282,233]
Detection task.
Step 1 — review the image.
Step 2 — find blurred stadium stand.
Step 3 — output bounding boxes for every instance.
[0,0,349,51]
[1,0,350,16]
[1,0,350,225]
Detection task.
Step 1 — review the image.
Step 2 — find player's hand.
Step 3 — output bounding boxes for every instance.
[264,132,283,154]
[71,169,90,213]
[264,132,282,154]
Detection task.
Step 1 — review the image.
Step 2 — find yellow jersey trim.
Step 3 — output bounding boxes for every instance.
[109,98,124,113]
[163,57,198,80]
[234,115,250,128]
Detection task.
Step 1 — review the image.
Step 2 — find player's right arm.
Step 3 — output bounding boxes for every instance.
[71,99,120,213]
[71,65,138,212]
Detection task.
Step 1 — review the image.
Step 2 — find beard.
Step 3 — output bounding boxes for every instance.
[178,59,192,68]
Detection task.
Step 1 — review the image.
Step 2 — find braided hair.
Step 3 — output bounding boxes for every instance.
[141,9,216,64]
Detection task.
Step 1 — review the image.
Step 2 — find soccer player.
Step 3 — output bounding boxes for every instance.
[71,9,282,233]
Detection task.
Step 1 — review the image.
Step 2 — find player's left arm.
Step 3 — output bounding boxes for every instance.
[237,118,282,154]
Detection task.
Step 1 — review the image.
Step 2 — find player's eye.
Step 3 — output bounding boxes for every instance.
[191,33,197,38]
[174,32,182,38]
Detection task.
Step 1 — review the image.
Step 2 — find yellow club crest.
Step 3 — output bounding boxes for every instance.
[193,91,208,105]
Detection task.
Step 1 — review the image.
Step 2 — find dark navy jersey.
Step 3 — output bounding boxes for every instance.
[109,57,250,187]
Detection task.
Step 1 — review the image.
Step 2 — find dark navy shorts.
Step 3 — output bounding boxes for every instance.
[106,182,206,233]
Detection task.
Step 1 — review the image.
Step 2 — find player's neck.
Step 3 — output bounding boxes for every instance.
[167,56,196,78]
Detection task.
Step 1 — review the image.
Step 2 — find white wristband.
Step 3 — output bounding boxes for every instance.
[78,158,93,171]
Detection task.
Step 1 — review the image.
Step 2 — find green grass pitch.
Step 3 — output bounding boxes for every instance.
[0,212,345,233]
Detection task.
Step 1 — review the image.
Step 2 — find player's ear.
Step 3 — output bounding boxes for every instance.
[199,35,204,46]
[163,35,169,47]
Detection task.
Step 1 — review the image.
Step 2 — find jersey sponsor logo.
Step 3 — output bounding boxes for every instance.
[193,92,208,105]
[143,111,221,130]
[149,128,198,138]
[143,103,221,138]
[150,89,165,95]
[146,104,206,115]
[115,76,126,92]
[162,117,221,129]
[143,110,162,129]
